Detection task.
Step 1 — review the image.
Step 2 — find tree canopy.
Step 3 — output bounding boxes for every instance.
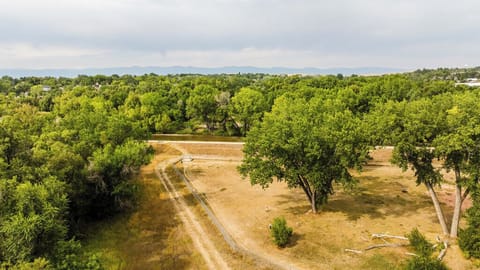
[239,92,369,213]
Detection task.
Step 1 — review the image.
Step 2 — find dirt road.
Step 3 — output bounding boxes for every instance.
[155,154,231,270]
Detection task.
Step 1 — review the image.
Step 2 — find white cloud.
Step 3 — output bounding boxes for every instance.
[0,0,480,69]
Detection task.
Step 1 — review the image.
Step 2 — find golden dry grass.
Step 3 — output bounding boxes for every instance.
[82,144,206,270]
[182,144,476,270]
[82,143,478,270]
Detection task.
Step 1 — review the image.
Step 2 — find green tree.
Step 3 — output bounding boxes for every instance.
[369,97,451,235]
[186,85,219,132]
[369,92,480,237]
[239,94,369,213]
[229,87,267,136]
[0,178,68,263]
[433,91,480,237]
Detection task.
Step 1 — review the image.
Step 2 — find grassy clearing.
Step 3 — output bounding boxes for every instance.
[183,146,476,270]
[81,143,477,269]
[81,144,206,270]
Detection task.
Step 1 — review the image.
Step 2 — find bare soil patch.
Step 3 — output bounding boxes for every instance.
[180,143,475,270]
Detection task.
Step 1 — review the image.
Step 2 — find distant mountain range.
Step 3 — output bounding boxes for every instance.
[0,66,408,78]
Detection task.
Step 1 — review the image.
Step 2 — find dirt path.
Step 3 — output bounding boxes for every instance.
[166,142,300,270]
[154,152,231,270]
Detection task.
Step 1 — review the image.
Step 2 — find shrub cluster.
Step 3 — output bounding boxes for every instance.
[270,217,293,248]
[459,192,480,258]
[404,228,448,270]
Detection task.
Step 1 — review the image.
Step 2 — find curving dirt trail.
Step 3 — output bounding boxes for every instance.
[154,153,231,270]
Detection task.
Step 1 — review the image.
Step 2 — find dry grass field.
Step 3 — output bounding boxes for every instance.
[83,142,478,269]
[179,143,476,270]
[82,144,207,270]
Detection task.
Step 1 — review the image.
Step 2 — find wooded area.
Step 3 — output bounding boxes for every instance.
[1,67,480,268]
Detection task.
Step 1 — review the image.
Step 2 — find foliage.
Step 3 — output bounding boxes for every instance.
[407,228,434,257]
[1,69,480,265]
[51,240,103,270]
[229,87,267,136]
[186,84,219,132]
[404,228,449,270]
[270,217,293,248]
[239,93,369,212]
[404,256,449,270]
[459,192,480,258]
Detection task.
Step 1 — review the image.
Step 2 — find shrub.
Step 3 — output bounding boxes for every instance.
[459,227,480,258]
[459,191,480,258]
[404,228,449,270]
[270,217,293,248]
[404,256,449,270]
[407,228,434,257]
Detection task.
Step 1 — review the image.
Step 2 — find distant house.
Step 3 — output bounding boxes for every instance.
[42,85,51,91]
[456,78,480,87]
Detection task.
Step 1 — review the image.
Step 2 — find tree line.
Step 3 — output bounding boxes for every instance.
[1,68,480,267]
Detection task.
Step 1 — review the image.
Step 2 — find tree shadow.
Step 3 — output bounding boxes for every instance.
[285,232,304,248]
[276,175,434,221]
[331,175,436,220]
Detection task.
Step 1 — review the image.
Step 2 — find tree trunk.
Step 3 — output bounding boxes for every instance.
[425,182,449,235]
[450,185,462,238]
[450,169,463,238]
[311,191,317,213]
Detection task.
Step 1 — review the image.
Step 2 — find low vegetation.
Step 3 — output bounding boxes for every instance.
[459,191,480,259]
[1,67,480,267]
[404,229,448,270]
[270,217,293,248]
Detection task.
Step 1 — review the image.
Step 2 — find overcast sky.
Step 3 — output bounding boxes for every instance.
[0,0,479,69]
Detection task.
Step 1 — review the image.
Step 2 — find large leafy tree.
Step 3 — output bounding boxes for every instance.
[239,93,369,213]
[433,91,480,237]
[229,87,267,136]
[370,91,480,237]
[186,84,219,132]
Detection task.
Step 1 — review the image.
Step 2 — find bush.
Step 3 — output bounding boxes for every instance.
[404,256,449,270]
[407,228,434,257]
[459,227,480,258]
[404,228,449,270]
[459,191,480,258]
[270,217,293,248]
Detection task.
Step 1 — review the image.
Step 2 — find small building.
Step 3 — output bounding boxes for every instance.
[456,78,480,87]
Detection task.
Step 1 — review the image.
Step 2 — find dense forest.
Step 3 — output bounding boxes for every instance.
[1,67,480,268]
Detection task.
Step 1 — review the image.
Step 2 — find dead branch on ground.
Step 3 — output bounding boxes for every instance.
[344,249,363,254]
[371,233,408,240]
[437,241,448,261]
[365,243,408,251]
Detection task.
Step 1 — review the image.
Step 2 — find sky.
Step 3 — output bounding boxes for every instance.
[0,0,479,70]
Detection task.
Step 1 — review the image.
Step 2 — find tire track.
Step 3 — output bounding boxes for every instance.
[155,156,231,270]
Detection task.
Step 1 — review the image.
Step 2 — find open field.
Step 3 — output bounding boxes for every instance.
[82,143,275,270]
[83,142,477,269]
[176,143,476,270]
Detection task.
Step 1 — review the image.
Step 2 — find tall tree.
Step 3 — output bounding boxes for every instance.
[186,85,219,132]
[229,87,267,136]
[239,93,369,213]
[369,92,480,237]
[433,91,480,237]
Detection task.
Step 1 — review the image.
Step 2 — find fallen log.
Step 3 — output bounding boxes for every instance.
[365,243,408,251]
[371,233,408,240]
[345,249,363,254]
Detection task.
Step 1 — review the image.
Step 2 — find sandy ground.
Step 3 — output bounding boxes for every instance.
[174,143,476,270]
